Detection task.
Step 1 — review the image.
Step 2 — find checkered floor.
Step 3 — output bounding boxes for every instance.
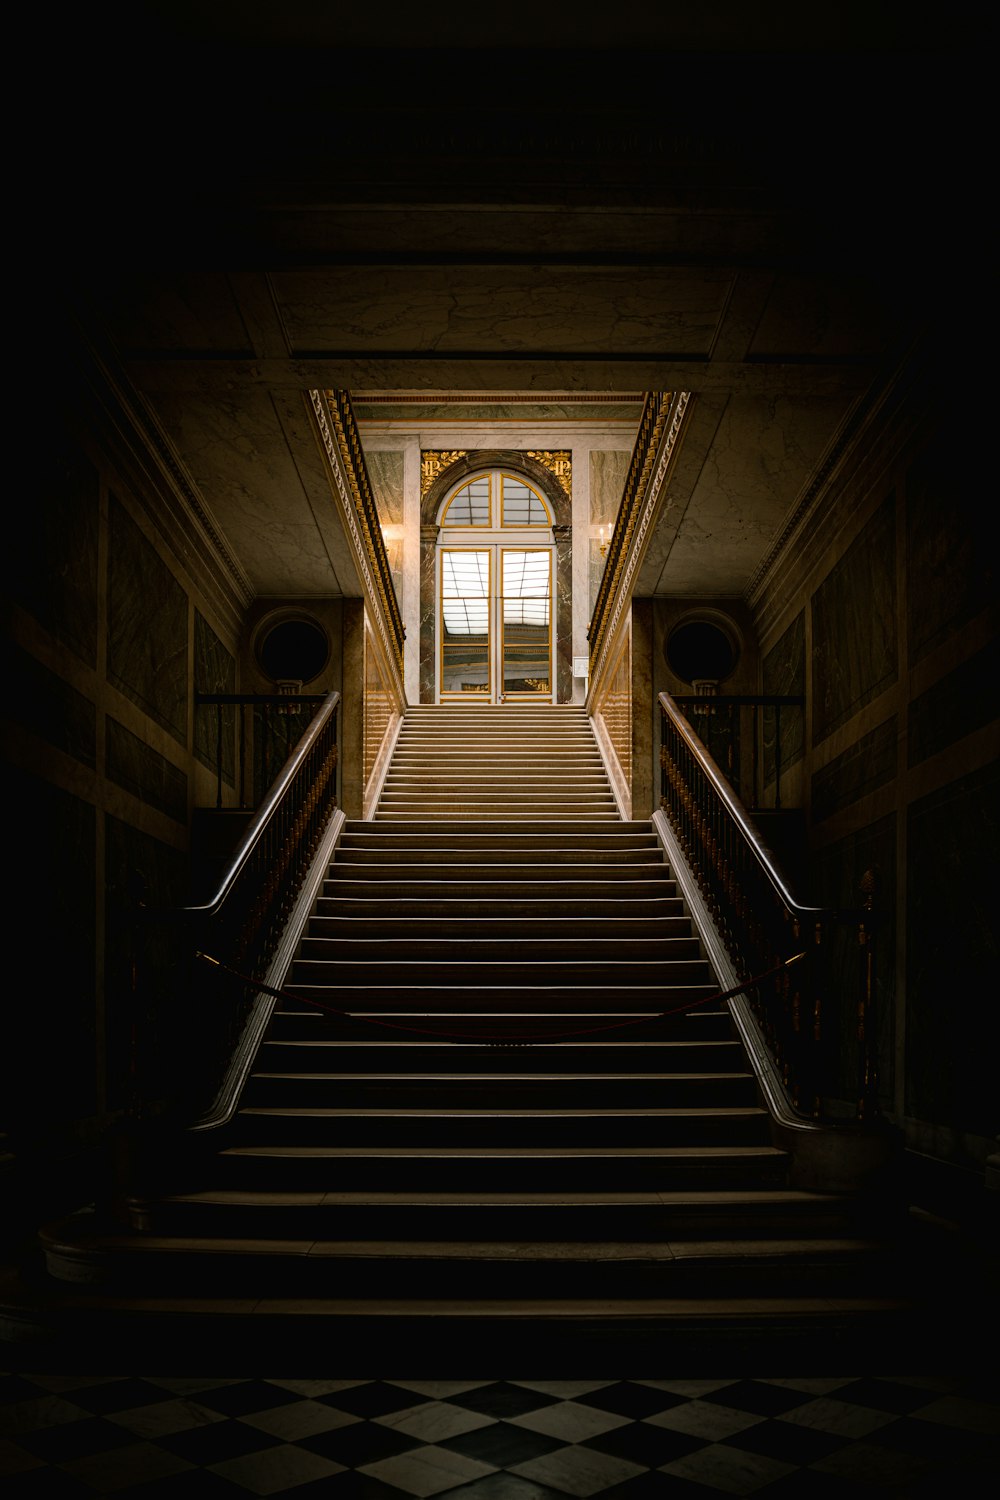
[1,1374,997,1497]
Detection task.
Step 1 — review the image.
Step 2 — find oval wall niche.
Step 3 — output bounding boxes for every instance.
[666,615,741,686]
[254,614,330,685]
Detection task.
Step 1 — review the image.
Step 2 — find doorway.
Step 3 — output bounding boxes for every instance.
[436,471,555,703]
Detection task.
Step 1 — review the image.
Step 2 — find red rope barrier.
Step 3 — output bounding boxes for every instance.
[195,950,805,1045]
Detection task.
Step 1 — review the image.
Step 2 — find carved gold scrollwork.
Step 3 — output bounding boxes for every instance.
[525,450,572,497]
[421,451,469,496]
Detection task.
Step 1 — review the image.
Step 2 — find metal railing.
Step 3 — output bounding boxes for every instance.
[659,690,880,1121]
[196,692,328,810]
[672,694,805,811]
[133,693,341,1124]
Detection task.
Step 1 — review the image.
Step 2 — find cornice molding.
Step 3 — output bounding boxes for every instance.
[587,390,690,692]
[311,390,406,695]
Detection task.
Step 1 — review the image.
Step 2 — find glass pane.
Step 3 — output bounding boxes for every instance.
[441,550,491,694]
[442,551,490,598]
[502,549,551,597]
[502,548,550,694]
[443,478,490,526]
[502,477,548,526]
[504,635,550,692]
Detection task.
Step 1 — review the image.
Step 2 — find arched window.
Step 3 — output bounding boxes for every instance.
[437,470,554,701]
[440,472,553,529]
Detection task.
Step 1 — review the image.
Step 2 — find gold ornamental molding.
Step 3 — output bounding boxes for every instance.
[421,451,468,497]
[311,389,406,683]
[587,390,692,693]
[420,449,572,500]
[526,451,572,499]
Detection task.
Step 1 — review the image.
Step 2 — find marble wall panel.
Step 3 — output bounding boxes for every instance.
[194,609,236,786]
[419,526,438,703]
[587,452,624,653]
[14,432,99,665]
[812,717,897,824]
[355,399,643,424]
[104,814,188,1112]
[813,814,896,1111]
[108,495,188,746]
[555,528,573,702]
[590,538,610,619]
[905,762,999,1138]
[906,436,990,666]
[366,450,406,600]
[10,772,96,1128]
[762,610,804,784]
[589,451,631,527]
[908,640,999,768]
[106,717,188,824]
[6,640,96,768]
[812,494,897,744]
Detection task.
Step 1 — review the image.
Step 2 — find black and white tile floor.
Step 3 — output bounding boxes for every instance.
[1,1374,997,1497]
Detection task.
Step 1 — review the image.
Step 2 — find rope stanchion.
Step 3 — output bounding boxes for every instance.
[195,950,805,1045]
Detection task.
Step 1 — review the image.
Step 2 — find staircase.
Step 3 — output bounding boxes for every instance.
[18,705,924,1364]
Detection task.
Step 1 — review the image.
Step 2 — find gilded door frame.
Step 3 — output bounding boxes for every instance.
[420,451,572,704]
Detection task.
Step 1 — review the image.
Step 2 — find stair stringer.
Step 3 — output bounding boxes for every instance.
[651,809,901,1197]
[587,711,631,820]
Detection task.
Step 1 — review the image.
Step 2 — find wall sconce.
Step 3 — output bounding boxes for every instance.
[598,524,611,558]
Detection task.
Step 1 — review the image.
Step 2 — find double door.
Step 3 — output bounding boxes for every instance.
[439,546,553,702]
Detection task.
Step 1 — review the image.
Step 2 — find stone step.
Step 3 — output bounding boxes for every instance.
[373,811,626,822]
[337,830,659,850]
[343,819,654,834]
[241,1071,760,1110]
[287,966,715,998]
[208,1142,793,1193]
[42,1223,897,1299]
[328,847,667,865]
[312,896,686,920]
[375,798,618,811]
[256,1037,748,1071]
[266,1006,733,1041]
[320,877,679,900]
[303,915,693,939]
[229,1104,772,1150]
[294,935,704,963]
[127,1187,860,1242]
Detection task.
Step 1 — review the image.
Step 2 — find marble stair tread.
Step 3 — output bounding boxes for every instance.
[219,1144,787,1159]
[373,812,626,820]
[323,867,674,882]
[248,1071,753,1084]
[338,831,658,844]
[353,825,654,836]
[313,894,689,906]
[43,1232,891,1261]
[236,1106,768,1120]
[148,1186,837,1206]
[298,937,700,954]
[329,850,654,864]
[3,1278,916,1319]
